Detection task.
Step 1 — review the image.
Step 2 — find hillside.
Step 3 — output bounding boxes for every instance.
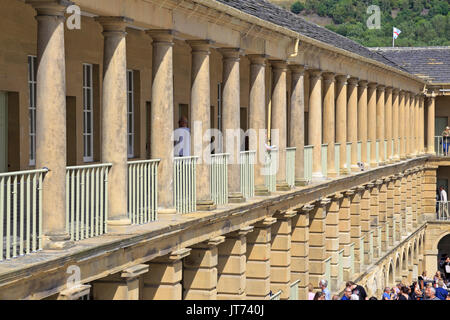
[269,0,450,47]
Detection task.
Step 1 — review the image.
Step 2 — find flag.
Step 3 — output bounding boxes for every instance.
[393,27,402,40]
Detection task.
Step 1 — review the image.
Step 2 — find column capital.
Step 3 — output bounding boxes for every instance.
[344,190,355,197]
[383,176,391,183]
[227,225,254,237]
[187,39,215,54]
[274,210,297,220]
[146,29,176,43]
[348,76,359,86]
[368,82,378,89]
[393,88,400,94]
[358,80,368,88]
[121,264,149,279]
[255,217,277,227]
[247,54,268,65]
[335,74,349,83]
[322,72,336,83]
[375,179,384,186]
[364,182,374,189]
[330,192,343,200]
[299,203,315,213]
[192,236,225,249]
[377,84,386,91]
[405,91,411,98]
[153,248,192,263]
[351,185,366,194]
[385,86,393,93]
[308,69,323,80]
[96,16,133,34]
[270,60,288,71]
[219,47,244,60]
[288,64,306,75]
[399,90,406,97]
[26,0,72,16]
[317,197,331,206]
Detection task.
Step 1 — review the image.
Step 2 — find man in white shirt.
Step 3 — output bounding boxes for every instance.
[173,117,190,157]
[439,186,448,219]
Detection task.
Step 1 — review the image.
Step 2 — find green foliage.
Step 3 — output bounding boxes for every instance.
[291,1,305,14]
[287,0,450,47]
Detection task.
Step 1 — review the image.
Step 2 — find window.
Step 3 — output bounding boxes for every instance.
[83,64,94,162]
[127,70,134,158]
[28,56,37,166]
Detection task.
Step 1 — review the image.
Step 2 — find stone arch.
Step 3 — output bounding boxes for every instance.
[388,260,395,285]
[413,239,418,262]
[431,230,450,251]
[402,248,407,271]
[408,245,412,266]
[395,254,400,281]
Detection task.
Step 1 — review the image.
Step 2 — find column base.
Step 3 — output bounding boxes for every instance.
[295,178,308,187]
[327,170,338,178]
[312,171,325,179]
[255,184,271,196]
[406,154,413,159]
[339,168,350,175]
[107,217,132,230]
[351,165,360,172]
[276,181,291,191]
[228,192,246,203]
[370,161,378,168]
[378,161,386,166]
[43,232,74,250]
[196,199,217,211]
[400,155,407,160]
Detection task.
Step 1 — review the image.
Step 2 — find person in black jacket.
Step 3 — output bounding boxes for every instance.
[346,281,367,300]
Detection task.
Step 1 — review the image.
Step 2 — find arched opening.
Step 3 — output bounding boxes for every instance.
[395,257,400,281]
[402,251,407,271]
[437,234,450,275]
[408,247,412,266]
[389,262,394,285]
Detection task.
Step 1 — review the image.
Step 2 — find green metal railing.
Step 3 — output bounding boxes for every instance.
[375,140,380,164]
[0,168,48,260]
[346,142,351,172]
[128,159,160,225]
[264,149,278,193]
[240,151,255,200]
[211,153,229,206]
[304,145,313,183]
[334,143,341,176]
[289,279,301,300]
[324,256,331,285]
[367,140,371,166]
[398,137,401,156]
[384,139,388,162]
[321,144,328,177]
[286,147,296,188]
[357,141,362,164]
[435,136,449,156]
[349,242,355,276]
[66,163,112,241]
[338,248,344,286]
[391,138,394,159]
[270,290,282,300]
[174,156,198,213]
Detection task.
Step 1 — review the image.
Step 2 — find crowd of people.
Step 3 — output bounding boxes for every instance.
[308,254,450,300]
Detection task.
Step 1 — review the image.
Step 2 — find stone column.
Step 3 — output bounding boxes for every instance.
[368,83,377,167]
[221,48,245,202]
[358,80,368,167]
[188,40,216,211]
[271,211,295,299]
[385,87,393,162]
[360,184,372,266]
[248,55,270,195]
[143,248,191,300]
[350,186,364,274]
[246,217,276,299]
[427,93,436,154]
[348,77,359,172]
[400,174,407,236]
[392,89,400,161]
[309,198,331,290]
[376,85,385,165]
[420,96,425,154]
[399,91,406,159]
[336,75,348,174]
[291,204,313,300]
[370,181,381,259]
[308,70,323,178]
[414,95,420,155]
[340,191,353,282]
[326,194,341,292]
[378,179,388,253]
[393,175,402,244]
[217,226,253,299]
[289,64,307,186]
[29,0,73,249]
[183,236,225,299]
[422,165,437,221]
[322,72,337,177]
[96,17,133,227]
[405,171,413,233]
[271,61,290,190]
[405,92,411,157]
[416,169,423,222]
[148,30,176,214]
[386,178,395,248]
[411,171,418,228]
[93,264,148,300]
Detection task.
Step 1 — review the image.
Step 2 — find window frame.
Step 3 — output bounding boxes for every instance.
[28,55,37,166]
[127,69,135,159]
[82,63,94,163]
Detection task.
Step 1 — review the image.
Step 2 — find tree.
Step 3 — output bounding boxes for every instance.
[291,1,305,14]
